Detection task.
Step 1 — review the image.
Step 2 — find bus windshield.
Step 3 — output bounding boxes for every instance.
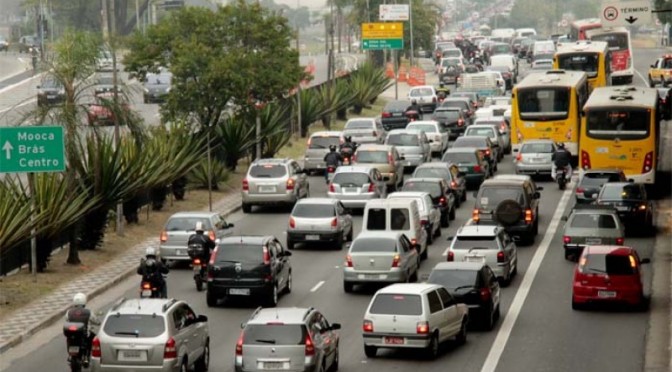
[586,109,650,140]
[557,53,600,78]
[590,33,628,51]
[517,88,570,121]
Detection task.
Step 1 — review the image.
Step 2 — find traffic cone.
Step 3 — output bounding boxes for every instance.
[385,63,395,78]
[398,66,407,82]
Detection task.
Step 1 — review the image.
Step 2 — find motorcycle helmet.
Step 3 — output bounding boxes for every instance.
[411,99,418,105]
[73,292,87,306]
[329,144,337,152]
[345,136,352,143]
[195,221,204,233]
[145,246,157,257]
[557,142,565,149]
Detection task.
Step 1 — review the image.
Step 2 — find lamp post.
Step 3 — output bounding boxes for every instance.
[409,0,414,67]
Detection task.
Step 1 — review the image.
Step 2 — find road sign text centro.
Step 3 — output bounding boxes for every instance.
[0,126,66,173]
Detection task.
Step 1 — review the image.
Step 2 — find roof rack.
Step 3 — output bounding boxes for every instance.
[110,297,127,311]
[162,299,177,312]
[302,307,315,321]
[249,306,263,320]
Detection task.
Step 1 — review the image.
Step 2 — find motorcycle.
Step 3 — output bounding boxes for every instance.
[405,110,421,122]
[63,322,90,372]
[340,145,356,165]
[188,244,207,291]
[556,166,569,190]
[139,278,163,298]
[326,165,337,183]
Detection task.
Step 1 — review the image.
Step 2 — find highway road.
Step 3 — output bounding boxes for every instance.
[0,47,670,372]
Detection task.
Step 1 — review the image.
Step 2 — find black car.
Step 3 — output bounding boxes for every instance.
[432,107,468,139]
[37,78,65,107]
[440,98,474,123]
[206,235,292,308]
[575,168,628,204]
[428,262,501,330]
[411,162,468,207]
[596,182,654,233]
[143,70,172,103]
[381,100,413,131]
[402,177,456,227]
[452,136,497,174]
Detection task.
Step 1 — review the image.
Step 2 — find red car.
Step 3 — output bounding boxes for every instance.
[86,93,130,126]
[572,245,650,310]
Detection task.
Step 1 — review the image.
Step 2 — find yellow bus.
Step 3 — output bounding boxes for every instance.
[511,70,589,155]
[553,40,611,93]
[580,86,660,184]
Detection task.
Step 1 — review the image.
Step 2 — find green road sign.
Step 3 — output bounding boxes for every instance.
[362,38,404,50]
[0,126,65,173]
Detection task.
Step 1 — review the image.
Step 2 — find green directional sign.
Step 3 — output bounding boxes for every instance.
[362,38,404,50]
[0,126,65,173]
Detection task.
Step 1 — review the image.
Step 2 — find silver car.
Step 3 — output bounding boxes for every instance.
[406,121,449,156]
[286,198,353,250]
[91,299,209,372]
[327,166,387,209]
[384,129,431,169]
[343,231,420,293]
[343,118,386,144]
[387,191,442,245]
[303,131,344,173]
[159,212,234,263]
[407,85,438,113]
[473,117,511,154]
[241,158,309,213]
[514,140,555,176]
[463,125,504,162]
[561,205,625,261]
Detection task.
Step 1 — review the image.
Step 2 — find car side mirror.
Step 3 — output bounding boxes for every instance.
[331,323,342,330]
[534,192,541,199]
[227,223,234,228]
[399,156,406,160]
[641,258,651,264]
[536,186,543,191]
[589,192,598,199]
[282,251,292,257]
[628,178,635,183]
[241,322,247,329]
[457,172,465,177]
[429,139,434,143]
[561,216,568,222]
[513,148,519,152]
[197,314,208,323]
[36,85,41,89]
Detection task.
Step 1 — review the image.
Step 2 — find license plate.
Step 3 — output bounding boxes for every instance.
[141,289,152,297]
[598,290,617,298]
[176,250,183,255]
[193,265,201,272]
[459,167,468,171]
[229,288,250,296]
[120,350,145,361]
[393,112,402,117]
[259,186,276,193]
[47,95,56,99]
[305,235,320,240]
[261,362,286,370]
[585,238,602,245]
[344,187,359,193]
[358,274,385,279]
[616,206,629,211]
[384,337,404,345]
[465,254,486,263]
[530,158,544,163]
[68,346,80,354]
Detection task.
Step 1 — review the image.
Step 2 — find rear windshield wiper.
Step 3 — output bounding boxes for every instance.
[452,285,476,291]
[586,267,607,274]
[255,339,276,344]
[115,331,140,337]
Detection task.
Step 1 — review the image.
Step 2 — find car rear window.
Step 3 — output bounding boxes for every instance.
[410,88,434,96]
[242,324,307,345]
[350,238,397,253]
[391,208,410,230]
[582,172,622,185]
[428,269,478,290]
[387,133,419,146]
[413,168,451,180]
[165,217,212,231]
[345,120,373,130]
[309,136,340,149]
[403,181,442,198]
[356,150,388,163]
[292,204,335,218]
[453,236,498,250]
[367,208,386,230]
[333,172,371,187]
[601,184,643,200]
[441,101,468,110]
[369,294,422,315]
[454,137,486,148]
[466,128,495,138]
[408,124,437,133]
[478,187,524,208]
[433,110,461,120]
[249,164,287,178]
[215,244,261,263]
[442,152,477,164]
[570,214,617,229]
[385,101,411,112]
[103,314,165,338]
[521,143,554,153]
[581,253,636,275]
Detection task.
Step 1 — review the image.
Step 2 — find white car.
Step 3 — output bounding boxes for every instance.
[387,191,442,245]
[481,71,506,95]
[362,283,469,359]
[406,120,449,156]
[407,85,438,113]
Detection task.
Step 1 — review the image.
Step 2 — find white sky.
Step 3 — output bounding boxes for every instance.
[274,0,328,10]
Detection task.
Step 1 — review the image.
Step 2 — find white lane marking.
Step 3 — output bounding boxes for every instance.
[0,98,36,114]
[310,280,325,292]
[0,73,42,95]
[480,187,573,372]
[635,69,648,86]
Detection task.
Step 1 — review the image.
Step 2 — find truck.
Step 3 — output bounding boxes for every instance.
[457,72,504,100]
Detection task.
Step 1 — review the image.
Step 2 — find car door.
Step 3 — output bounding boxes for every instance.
[426,290,447,338]
[336,202,352,235]
[393,148,405,178]
[424,194,440,229]
[399,235,418,273]
[171,306,197,363]
[292,162,308,197]
[440,180,455,209]
[421,132,431,160]
[485,267,501,310]
[500,231,516,270]
[311,313,338,367]
[375,121,386,143]
[438,124,449,150]
[436,288,461,339]
[182,304,206,362]
[373,169,386,197]
[269,241,287,289]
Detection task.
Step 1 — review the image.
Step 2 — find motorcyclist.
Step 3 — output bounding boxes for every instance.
[65,293,100,367]
[323,144,342,184]
[340,136,357,152]
[137,247,169,298]
[551,142,572,180]
[187,221,216,277]
[436,82,450,100]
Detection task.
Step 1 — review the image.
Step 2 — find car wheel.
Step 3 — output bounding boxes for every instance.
[287,239,295,250]
[364,345,377,358]
[484,307,494,331]
[564,250,573,261]
[571,298,584,311]
[179,358,188,372]
[449,206,456,221]
[440,211,449,228]
[649,76,654,88]
[425,333,440,359]
[266,284,279,307]
[285,270,292,294]
[346,227,353,242]
[343,281,354,293]
[494,304,501,321]
[461,190,467,202]
[242,203,252,213]
[455,319,468,345]
[206,291,218,307]
[454,196,461,208]
[427,227,434,245]
[329,345,339,371]
[334,234,344,250]
[434,225,441,238]
[194,342,210,372]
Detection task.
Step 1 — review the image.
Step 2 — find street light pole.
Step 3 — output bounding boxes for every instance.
[296,0,301,138]
[409,0,414,67]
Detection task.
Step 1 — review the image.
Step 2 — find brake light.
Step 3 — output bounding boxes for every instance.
[242,178,249,191]
[472,209,479,222]
[421,219,428,226]
[439,196,447,206]
[164,337,177,359]
[581,150,591,170]
[91,337,101,358]
[345,254,353,267]
[289,217,296,228]
[433,97,437,103]
[209,246,219,266]
[642,151,653,173]
[305,333,315,356]
[368,183,376,192]
[208,230,216,241]
[286,179,295,190]
[497,251,505,263]
[363,320,374,332]
[616,237,624,245]
[142,282,151,289]
[484,149,491,157]
[447,251,454,261]
[563,236,571,244]
[388,152,395,165]
[416,321,430,334]
[329,183,335,192]
[639,204,647,210]
[160,231,168,243]
[474,165,482,173]
[193,258,201,265]
[391,253,401,267]
[382,112,392,118]
[576,187,585,194]
[480,287,491,302]
[235,331,244,356]
[515,153,522,162]
[525,209,533,223]
[458,118,465,126]
[331,218,338,227]
[263,246,271,265]
[450,181,457,188]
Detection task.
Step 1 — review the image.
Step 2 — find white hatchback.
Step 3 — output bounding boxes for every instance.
[406,120,449,156]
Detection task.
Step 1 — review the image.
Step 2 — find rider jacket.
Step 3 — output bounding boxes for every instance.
[187,233,216,263]
[340,142,356,153]
[552,149,572,167]
[324,151,342,167]
[407,103,421,114]
[137,258,169,285]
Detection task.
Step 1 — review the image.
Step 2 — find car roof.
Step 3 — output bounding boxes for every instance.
[443,97,470,103]
[112,298,178,315]
[334,165,375,174]
[388,191,432,199]
[583,245,635,256]
[248,307,314,325]
[355,231,404,240]
[432,262,485,271]
[410,85,435,90]
[583,168,623,173]
[492,174,533,183]
[388,129,422,135]
[295,198,339,206]
[407,120,440,126]
[385,100,412,108]
[168,211,218,219]
[521,139,554,144]
[416,162,451,169]
[467,124,498,129]
[601,182,637,188]
[376,283,442,295]
[310,131,343,137]
[570,206,619,215]
[405,177,443,183]
[252,158,291,165]
[457,224,499,236]
[357,144,393,151]
[480,178,526,187]
[445,147,479,153]
[219,235,272,245]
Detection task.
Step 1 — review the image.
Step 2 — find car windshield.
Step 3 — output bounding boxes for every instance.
[387,134,419,146]
[441,101,468,110]
[466,128,496,139]
[350,238,397,253]
[428,269,478,290]
[215,244,261,263]
[478,187,524,208]
[581,253,636,275]
[517,88,570,121]
[433,110,461,120]
[332,172,371,187]
[570,214,617,228]
[442,152,476,164]
[369,294,422,315]
[165,217,212,231]
[356,150,388,163]
[443,50,462,57]
[590,33,628,51]
[243,324,306,345]
[103,314,165,338]
[453,236,498,249]
[414,168,451,180]
[586,109,649,140]
[345,120,373,130]
[408,124,437,133]
[521,142,554,153]
[488,65,510,73]
[403,181,442,198]
[309,136,340,149]
[442,59,460,67]
[410,88,434,97]
[292,204,335,218]
[249,164,287,178]
[601,184,643,200]
[491,45,511,54]
[145,73,172,85]
[557,53,599,78]
[40,79,62,89]
[454,137,487,148]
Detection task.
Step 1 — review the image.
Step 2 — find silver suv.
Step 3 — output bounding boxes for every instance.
[286,198,353,250]
[327,165,387,209]
[92,299,209,372]
[235,307,341,372]
[242,158,310,213]
[159,211,234,263]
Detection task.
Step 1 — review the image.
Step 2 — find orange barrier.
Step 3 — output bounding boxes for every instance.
[414,68,426,85]
[385,63,395,78]
[407,67,416,86]
[301,61,316,86]
[397,66,407,82]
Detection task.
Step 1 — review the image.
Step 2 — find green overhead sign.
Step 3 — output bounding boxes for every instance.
[362,38,404,50]
[0,126,65,173]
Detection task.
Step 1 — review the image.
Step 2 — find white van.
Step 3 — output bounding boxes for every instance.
[491,28,516,40]
[516,28,537,38]
[532,40,555,59]
[362,199,428,259]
